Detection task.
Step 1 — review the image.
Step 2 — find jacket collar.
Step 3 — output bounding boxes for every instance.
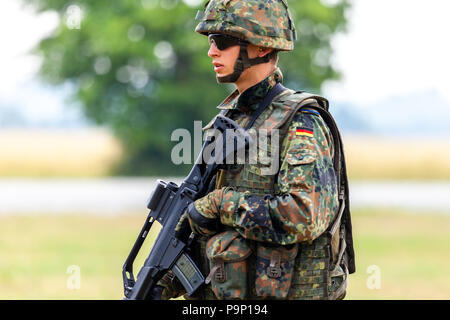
[217,68,283,112]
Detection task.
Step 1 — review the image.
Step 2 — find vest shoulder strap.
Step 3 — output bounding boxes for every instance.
[277,92,356,274]
[280,91,330,111]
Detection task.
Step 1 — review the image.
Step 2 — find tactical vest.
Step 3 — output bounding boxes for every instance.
[190,89,355,300]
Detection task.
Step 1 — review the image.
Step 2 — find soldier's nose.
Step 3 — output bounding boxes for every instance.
[208,42,220,57]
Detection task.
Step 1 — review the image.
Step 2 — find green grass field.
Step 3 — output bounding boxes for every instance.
[1,208,449,300]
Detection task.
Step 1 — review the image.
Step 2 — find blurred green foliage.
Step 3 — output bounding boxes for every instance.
[23,0,350,175]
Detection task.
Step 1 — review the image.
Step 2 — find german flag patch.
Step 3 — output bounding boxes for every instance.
[296,127,313,137]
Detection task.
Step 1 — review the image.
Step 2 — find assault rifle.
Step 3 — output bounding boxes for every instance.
[122,114,250,300]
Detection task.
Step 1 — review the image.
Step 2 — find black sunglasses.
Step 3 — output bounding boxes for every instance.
[208,34,245,50]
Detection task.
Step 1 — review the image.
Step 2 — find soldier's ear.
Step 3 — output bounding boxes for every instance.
[258,47,273,58]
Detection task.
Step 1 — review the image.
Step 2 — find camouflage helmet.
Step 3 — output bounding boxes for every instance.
[195,0,297,51]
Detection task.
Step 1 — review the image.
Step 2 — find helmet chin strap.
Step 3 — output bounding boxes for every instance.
[217,41,270,84]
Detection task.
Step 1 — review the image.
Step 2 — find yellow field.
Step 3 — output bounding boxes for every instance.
[0,128,122,177]
[341,134,450,180]
[0,209,449,300]
[0,129,449,179]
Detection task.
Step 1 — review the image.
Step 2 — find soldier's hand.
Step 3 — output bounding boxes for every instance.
[175,204,219,240]
[174,211,191,241]
[185,201,221,237]
[178,188,239,237]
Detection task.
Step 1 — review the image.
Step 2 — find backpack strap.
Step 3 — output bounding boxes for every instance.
[244,83,287,130]
[277,92,356,275]
[299,103,355,275]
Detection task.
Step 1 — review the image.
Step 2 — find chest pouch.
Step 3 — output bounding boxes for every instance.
[205,230,252,300]
[255,242,299,299]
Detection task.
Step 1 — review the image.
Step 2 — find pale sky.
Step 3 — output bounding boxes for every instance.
[0,2,58,94]
[324,0,450,106]
[0,1,61,122]
[0,0,449,123]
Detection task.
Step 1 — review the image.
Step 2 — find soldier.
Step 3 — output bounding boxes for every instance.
[156,0,355,300]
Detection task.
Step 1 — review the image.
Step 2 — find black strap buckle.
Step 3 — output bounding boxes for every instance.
[267,251,282,278]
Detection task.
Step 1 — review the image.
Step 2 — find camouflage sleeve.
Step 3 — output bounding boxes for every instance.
[156,271,187,300]
[216,109,339,245]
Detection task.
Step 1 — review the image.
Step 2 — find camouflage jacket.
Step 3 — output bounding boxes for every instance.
[158,68,345,300]
[194,68,339,245]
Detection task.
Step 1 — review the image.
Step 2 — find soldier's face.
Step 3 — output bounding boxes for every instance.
[208,35,269,82]
[208,37,240,77]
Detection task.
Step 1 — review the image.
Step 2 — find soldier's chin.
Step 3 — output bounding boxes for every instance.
[216,72,240,84]
[216,73,231,83]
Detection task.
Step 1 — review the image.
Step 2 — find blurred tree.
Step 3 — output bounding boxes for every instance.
[23,0,350,175]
